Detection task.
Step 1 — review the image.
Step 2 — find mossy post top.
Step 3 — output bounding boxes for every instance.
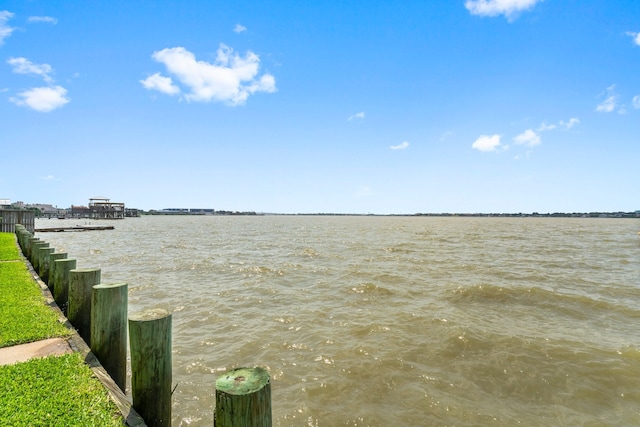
[129,308,170,322]
[93,282,128,290]
[216,367,270,396]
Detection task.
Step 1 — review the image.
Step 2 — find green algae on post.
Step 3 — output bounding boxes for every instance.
[129,308,172,427]
[215,367,272,427]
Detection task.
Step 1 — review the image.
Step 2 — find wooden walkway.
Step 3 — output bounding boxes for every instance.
[35,226,115,232]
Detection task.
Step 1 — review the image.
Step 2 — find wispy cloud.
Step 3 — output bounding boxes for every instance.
[27,16,58,24]
[633,95,640,109]
[559,117,580,129]
[536,117,579,132]
[141,44,276,105]
[8,57,54,83]
[10,86,70,112]
[595,84,621,113]
[536,122,556,131]
[626,31,640,46]
[0,10,15,44]
[465,0,543,21]
[514,150,533,160]
[390,141,409,150]
[514,129,540,147]
[472,134,505,152]
[139,72,180,95]
[233,24,247,33]
[348,111,365,121]
[510,117,580,152]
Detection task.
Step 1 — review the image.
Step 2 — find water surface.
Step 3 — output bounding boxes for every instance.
[37,216,640,426]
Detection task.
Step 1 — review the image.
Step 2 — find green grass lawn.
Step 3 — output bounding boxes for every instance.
[0,352,122,426]
[0,258,71,348]
[0,232,20,261]
[0,232,124,425]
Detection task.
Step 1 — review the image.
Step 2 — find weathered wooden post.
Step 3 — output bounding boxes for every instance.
[31,242,49,271]
[18,230,28,252]
[15,227,29,251]
[53,258,77,311]
[26,236,40,260]
[129,309,172,427]
[21,230,31,248]
[91,282,128,391]
[68,268,101,346]
[214,367,272,427]
[38,247,55,284]
[47,252,68,293]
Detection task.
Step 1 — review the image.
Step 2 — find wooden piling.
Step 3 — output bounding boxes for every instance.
[91,282,128,391]
[38,247,55,284]
[129,309,172,427]
[68,268,101,346]
[47,252,68,293]
[15,227,29,251]
[53,258,77,311]
[26,236,40,259]
[214,367,272,427]
[18,230,30,252]
[31,242,49,271]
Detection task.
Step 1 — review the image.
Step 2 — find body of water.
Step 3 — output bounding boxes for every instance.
[36,215,640,426]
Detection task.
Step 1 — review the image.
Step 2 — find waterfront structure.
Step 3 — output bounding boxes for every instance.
[88,197,125,219]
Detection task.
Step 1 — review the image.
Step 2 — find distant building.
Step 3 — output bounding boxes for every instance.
[71,205,91,218]
[28,203,63,218]
[89,197,125,219]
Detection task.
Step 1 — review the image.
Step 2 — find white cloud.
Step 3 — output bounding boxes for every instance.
[234,24,247,33]
[472,134,504,152]
[514,129,540,147]
[10,85,70,112]
[631,95,640,109]
[390,141,409,150]
[559,117,580,129]
[465,0,542,21]
[140,72,180,95]
[0,10,15,44]
[27,16,58,24]
[348,111,365,121]
[536,122,556,131]
[537,117,580,132]
[144,44,276,105]
[8,57,54,83]
[626,31,640,46]
[595,84,618,113]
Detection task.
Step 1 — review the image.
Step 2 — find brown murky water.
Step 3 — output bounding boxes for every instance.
[38,215,640,426]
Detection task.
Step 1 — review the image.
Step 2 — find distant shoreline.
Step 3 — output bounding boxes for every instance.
[140,211,640,219]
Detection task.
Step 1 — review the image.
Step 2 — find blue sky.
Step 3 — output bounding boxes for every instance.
[1,0,639,214]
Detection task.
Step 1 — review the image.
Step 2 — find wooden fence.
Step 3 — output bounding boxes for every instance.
[0,210,35,233]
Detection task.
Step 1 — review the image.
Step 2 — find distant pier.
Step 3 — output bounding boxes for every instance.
[35,225,115,233]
